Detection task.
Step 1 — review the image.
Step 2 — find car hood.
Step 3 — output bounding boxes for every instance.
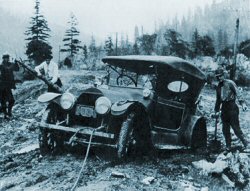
[71,85,152,107]
[101,86,145,103]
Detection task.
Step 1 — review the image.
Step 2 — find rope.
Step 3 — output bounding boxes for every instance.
[70,129,95,191]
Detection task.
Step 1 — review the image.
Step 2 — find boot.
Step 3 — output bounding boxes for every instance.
[7,105,13,118]
[2,107,9,119]
[242,140,250,152]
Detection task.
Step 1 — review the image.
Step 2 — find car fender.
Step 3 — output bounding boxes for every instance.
[38,92,62,103]
[111,100,134,116]
[182,115,207,146]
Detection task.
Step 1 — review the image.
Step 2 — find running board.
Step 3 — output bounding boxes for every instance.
[36,122,115,139]
[154,144,188,150]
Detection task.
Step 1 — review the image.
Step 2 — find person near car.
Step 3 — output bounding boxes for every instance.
[0,53,19,119]
[214,68,249,151]
[35,55,62,93]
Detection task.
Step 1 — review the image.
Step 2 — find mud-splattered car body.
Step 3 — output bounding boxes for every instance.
[37,55,207,158]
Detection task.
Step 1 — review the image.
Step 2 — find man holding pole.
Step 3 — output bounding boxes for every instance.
[214,68,249,152]
[35,55,62,93]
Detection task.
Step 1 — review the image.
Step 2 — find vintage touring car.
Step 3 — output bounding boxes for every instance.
[37,55,207,158]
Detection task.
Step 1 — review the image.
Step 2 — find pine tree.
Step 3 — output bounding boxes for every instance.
[61,13,83,57]
[104,36,114,56]
[132,42,140,55]
[217,29,223,52]
[83,45,88,61]
[138,34,157,55]
[200,35,216,56]
[134,25,139,43]
[164,29,188,58]
[222,31,228,50]
[89,36,97,55]
[191,28,201,57]
[120,34,131,55]
[25,0,52,64]
[87,36,99,69]
[239,39,250,58]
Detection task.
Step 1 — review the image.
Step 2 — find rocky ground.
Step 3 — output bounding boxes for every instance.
[0,70,250,191]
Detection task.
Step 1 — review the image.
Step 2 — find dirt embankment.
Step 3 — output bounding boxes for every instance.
[0,70,250,191]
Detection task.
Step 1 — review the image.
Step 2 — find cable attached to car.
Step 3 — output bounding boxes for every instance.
[70,124,105,191]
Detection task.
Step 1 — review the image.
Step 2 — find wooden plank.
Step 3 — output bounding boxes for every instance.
[36,122,114,139]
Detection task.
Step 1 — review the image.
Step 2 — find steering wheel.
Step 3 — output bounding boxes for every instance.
[116,74,137,87]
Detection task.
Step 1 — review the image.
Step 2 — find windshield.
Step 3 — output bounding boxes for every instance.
[101,65,155,89]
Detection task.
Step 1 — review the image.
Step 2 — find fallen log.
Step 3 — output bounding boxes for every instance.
[16,60,63,93]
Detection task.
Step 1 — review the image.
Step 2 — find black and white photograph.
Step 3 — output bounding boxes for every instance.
[0,0,250,190]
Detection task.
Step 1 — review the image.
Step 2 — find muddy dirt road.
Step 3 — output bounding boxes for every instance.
[0,70,250,191]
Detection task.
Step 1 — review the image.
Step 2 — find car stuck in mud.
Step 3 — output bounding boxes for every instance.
[37,55,207,159]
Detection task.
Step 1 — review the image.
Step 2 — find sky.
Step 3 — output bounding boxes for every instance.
[0,0,216,41]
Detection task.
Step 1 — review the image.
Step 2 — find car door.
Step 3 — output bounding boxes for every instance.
[151,76,188,145]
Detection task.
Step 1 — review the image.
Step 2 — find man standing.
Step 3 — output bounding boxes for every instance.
[35,55,62,93]
[214,68,248,151]
[0,53,19,119]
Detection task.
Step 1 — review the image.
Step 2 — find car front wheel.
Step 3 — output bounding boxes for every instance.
[38,107,64,155]
[117,112,136,159]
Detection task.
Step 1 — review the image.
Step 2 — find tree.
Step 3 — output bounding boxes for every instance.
[132,42,140,55]
[134,25,139,43]
[25,0,52,64]
[104,36,114,56]
[190,29,215,57]
[239,39,250,58]
[60,13,83,57]
[82,45,88,61]
[138,34,157,55]
[87,36,99,69]
[219,46,233,59]
[26,40,52,64]
[163,29,188,58]
[120,34,131,55]
[191,28,202,57]
[89,36,97,55]
[217,29,223,52]
[199,35,216,56]
[222,31,228,51]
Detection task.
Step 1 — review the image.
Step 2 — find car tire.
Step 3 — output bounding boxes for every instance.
[191,123,207,153]
[39,108,64,155]
[39,129,57,155]
[117,112,136,159]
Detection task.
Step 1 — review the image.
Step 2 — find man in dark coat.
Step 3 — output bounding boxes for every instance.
[214,68,248,152]
[0,53,19,119]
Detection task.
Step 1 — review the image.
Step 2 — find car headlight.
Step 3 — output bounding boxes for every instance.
[60,92,75,110]
[143,88,151,99]
[95,96,111,115]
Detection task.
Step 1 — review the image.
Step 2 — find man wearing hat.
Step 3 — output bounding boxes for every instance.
[214,68,248,151]
[35,55,62,93]
[0,53,19,119]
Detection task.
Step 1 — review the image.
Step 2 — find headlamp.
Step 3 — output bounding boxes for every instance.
[60,92,75,110]
[143,88,151,99]
[95,96,111,115]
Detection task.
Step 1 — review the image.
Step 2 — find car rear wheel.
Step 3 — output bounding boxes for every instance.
[191,121,207,153]
[39,107,64,155]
